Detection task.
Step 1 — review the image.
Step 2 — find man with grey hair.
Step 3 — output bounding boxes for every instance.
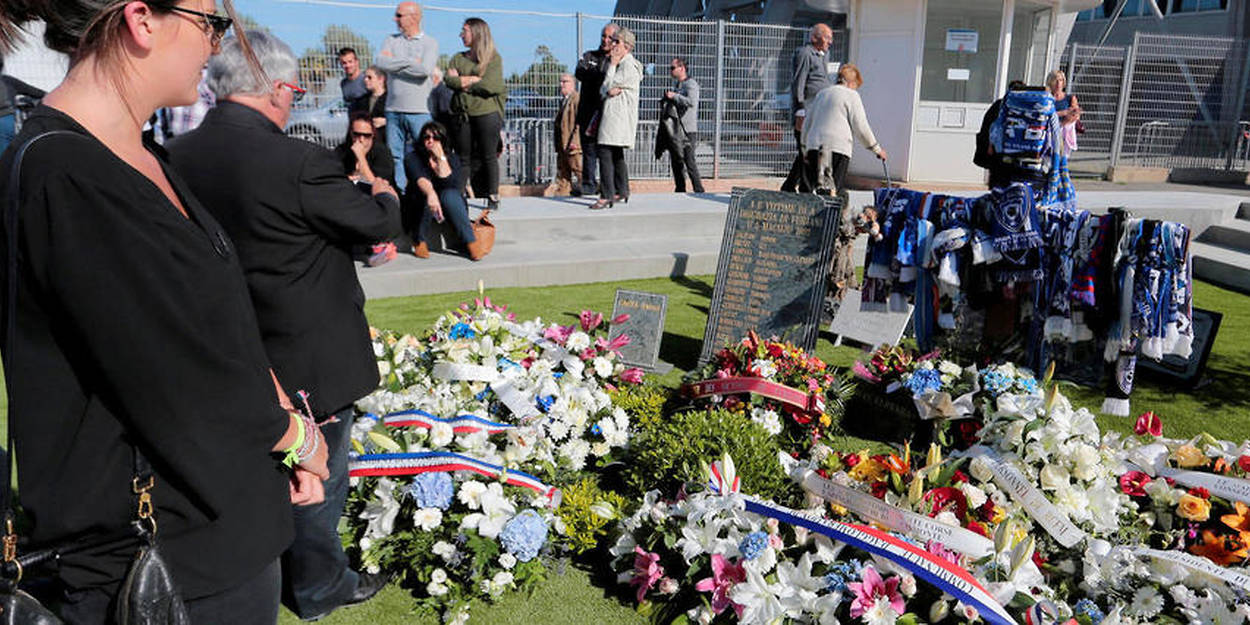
[166,31,400,622]
[376,1,438,191]
[574,21,619,196]
[781,23,834,192]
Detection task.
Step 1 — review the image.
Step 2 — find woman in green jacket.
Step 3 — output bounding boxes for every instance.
[445,17,506,210]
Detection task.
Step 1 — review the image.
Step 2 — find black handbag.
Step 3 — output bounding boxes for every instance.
[2,131,191,625]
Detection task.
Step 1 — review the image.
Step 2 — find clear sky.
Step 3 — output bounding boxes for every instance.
[233,0,620,76]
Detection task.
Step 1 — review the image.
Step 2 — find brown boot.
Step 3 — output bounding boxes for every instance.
[466,238,488,261]
[413,241,430,258]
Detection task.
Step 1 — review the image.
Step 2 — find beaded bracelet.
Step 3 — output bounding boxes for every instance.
[292,414,321,465]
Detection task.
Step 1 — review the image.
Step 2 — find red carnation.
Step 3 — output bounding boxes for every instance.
[1187,487,1210,499]
[1239,455,1250,473]
[1119,471,1151,497]
[966,521,989,538]
[924,487,968,519]
[1134,411,1163,437]
[951,470,970,484]
[843,453,862,468]
[977,499,997,522]
[870,481,888,499]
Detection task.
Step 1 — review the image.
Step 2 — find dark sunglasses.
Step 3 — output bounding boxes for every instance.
[420,133,442,141]
[352,131,375,139]
[168,6,232,46]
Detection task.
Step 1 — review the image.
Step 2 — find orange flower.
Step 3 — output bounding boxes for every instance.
[1177,493,1212,522]
[1222,501,1250,533]
[885,453,909,475]
[1189,530,1250,566]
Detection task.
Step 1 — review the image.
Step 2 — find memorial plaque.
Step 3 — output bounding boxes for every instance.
[828,288,913,349]
[1139,308,1222,388]
[699,188,841,364]
[608,289,668,370]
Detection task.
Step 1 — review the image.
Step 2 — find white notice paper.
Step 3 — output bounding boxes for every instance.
[945,29,979,53]
[946,68,971,81]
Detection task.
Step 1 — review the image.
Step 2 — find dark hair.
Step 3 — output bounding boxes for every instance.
[671,56,687,71]
[1008,80,1026,91]
[338,47,357,58]
[343,111,376,142]
[414,120,448,159]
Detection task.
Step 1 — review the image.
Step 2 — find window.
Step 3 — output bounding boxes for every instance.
[919,0,1003,103]
[1174,0,1227,11]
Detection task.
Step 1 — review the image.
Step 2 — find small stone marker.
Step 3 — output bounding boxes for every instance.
[608,289,671,372]
[828,289,914,349]
[700,188,841,364]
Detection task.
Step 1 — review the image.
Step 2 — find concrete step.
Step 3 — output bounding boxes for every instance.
[1191,241,1250,294]
[472,193,731,243]
[358,234,725,298]
[1198,219,1250,252]
[1239,202,1250,221]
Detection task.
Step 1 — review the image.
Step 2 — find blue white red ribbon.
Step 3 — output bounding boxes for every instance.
[741,495,1018,625]
[381,408,516,435]
[349,451,559,503]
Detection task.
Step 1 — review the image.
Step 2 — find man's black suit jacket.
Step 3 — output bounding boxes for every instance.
[168,101,402,417]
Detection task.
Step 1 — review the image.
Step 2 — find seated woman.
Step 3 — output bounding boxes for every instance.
[336,112,398,265]
[404,121,487,260]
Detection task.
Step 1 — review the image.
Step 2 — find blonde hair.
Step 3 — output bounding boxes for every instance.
[1046,69,1066,91]
[464,17,495,67]
[838,63,863,88]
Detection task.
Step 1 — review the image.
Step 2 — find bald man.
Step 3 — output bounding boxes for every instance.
[781,23,833,193]
[376,1,438,191]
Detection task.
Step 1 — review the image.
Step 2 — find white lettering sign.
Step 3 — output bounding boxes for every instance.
[966,446,1087,548]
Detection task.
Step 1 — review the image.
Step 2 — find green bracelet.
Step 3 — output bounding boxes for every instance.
[281,413,306,468]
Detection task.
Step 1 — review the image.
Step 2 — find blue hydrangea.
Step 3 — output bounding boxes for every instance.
[903,368,943,396]
[449,322,476,339]
[408,472,454,510]
[980,370,1010,397]
[1016,375,1040,394]
[499,510,548,562]
[738,531,769,560]
[1073,599,1104,624]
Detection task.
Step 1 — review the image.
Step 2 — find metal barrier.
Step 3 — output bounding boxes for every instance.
[1064,43,1128,176]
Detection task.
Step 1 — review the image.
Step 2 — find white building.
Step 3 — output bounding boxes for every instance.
[846,0,1100,184]
[3,22,68,92]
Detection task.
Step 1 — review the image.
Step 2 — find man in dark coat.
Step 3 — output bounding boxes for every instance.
[573,21,619,197]
[167,32,401,622]
[780,23,833,193]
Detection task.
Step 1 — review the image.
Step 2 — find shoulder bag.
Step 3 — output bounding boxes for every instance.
[2,131,191,625]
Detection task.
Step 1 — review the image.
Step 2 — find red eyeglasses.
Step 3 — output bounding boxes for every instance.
[278,82,306,103]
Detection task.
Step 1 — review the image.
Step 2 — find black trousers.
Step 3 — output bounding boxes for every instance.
[596,144,629,201]
[58,559,281,625]
[780,129,811,192]
[580,131,599,194]
[450,111,502,199]
[668,132,705,193]
[804,149,850,194]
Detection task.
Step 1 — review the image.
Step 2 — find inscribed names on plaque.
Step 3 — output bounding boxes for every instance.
[699,188,840,364]
[829,288,913,349]
[608,290,668,370]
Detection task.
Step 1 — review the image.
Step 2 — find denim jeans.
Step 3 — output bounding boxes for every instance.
[0,114,16,156]
[414,187,476,251]
[386,111,432,192]
[281,406,357,619]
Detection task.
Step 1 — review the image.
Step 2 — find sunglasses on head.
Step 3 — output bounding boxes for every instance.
[169,6,232,46]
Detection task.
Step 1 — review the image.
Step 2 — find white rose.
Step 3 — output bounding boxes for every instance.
[426,581,448,596]
[1071,444,1101,481]
[459,481,488,509]
[1039,464,1070,491]
[414,507,444,531]
[499,553,517,569]
[431,568,448,584]
[430,422,454,448]
[959,483,988,509]
[492,571,514,587]
[899,573,917,597]
[432,541,456,561]
[935,511,961,527]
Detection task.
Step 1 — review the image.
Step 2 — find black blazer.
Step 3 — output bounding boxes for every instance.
[168,101,402,417]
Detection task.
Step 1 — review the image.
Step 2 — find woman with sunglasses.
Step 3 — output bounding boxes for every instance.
[0,2,328,624]
[590,27,641,210]
[337,111,395,188]
[444,17,505,211]
[404,121,487,260]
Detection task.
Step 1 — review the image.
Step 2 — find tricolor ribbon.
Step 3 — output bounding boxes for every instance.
[684,377,825,415]
[381,408,516,435]
[741,495,1017,625]
[349,451,559,503]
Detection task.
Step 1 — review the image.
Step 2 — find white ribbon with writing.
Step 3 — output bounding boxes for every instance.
[432,361,499,382]
[964,446,1087,548]
[1133,547,1250,590]
[1156,468,1250,505]
[490,377,541,422]
[802,471,994,558]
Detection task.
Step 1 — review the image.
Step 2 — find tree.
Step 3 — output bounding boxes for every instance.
[233,13,269,34]
[506,45,568,99]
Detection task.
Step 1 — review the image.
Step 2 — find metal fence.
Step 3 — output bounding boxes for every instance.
[1067,32,1250,174]
[288,11,835,184]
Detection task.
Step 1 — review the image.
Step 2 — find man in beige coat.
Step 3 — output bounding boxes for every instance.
[546,73,583,196]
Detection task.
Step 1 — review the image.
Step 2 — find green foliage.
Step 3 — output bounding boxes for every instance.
[298,24,373,94]
[505,45,569,98]
[627,408,794,503]
[609,382,669,429]
[556,478,628,555]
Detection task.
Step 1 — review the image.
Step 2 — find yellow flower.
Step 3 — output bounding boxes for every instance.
[828,503,849,517]
[849,458,887,483]
[989,506,1007,524]
[1177,493,1212,522]
[820,414,832,427]
[1173,444,1209,468]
